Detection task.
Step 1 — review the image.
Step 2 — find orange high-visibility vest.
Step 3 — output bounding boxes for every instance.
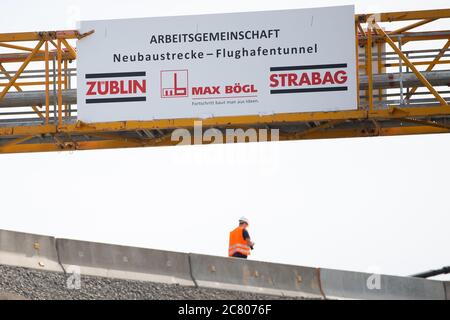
[228,227,250,257]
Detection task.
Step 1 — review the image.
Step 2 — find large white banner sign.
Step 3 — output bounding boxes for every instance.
[77,6,357,123]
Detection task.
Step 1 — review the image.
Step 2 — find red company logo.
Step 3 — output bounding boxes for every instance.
[269,64,348,95]
[85,71,147,104]
[161,70,189,98]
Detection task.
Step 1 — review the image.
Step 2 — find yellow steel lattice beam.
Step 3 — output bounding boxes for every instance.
[0,63,45,120]
[0,30,91,42]
[0,40,44,99]
[406,39,450,100]
[0,10,449,154]
[372,21,448,107]
[389,18,437,34]
[2,125,450,154]
[357,9,450,23]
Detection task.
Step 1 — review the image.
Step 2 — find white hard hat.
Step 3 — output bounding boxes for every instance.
[239,217,249,224]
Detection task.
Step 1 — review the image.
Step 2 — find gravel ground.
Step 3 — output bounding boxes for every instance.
[0,264,302,300]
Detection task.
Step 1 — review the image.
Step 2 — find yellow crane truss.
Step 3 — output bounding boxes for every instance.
[0,9,450,154]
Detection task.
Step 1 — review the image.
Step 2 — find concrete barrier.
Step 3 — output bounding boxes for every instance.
[55,239,195,286]
[1,229,447,299]
[444,282,450,300]
[319,268,446,300]
[189,253,324,298]
[0,229,62,272]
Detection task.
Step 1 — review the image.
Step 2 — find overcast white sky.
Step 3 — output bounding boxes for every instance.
[1,0,449,280]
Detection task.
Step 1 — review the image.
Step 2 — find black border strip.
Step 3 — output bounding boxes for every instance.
[271,87,348,94]
[270,64,347,72]
[86,97,147,104]
[85,72,146,79]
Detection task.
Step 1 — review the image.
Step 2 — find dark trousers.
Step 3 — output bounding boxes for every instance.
[232,252,248,259]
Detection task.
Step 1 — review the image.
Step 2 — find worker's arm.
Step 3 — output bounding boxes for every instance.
[246,238,254,249]
[243,229,254,249]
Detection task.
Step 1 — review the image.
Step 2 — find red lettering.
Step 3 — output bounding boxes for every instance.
[209,86,220,94]
[311,72,321,85]
[134,80,146,94]
[269,74,279,88]
[97,81,109,95]
[334,70,347,84]
[110,81,119,94]
[192,87,204,95]
[119,80,129,94]
[288,74,298,87]
[85,79,147,95]
[299,73,311,86]
[322,72,334,85]
[269,70,348,88]
[191,86,220,95]
[279,74,288,87]
[86,81,96,95]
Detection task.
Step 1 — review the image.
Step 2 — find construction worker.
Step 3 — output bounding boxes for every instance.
[228,217,254,259]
